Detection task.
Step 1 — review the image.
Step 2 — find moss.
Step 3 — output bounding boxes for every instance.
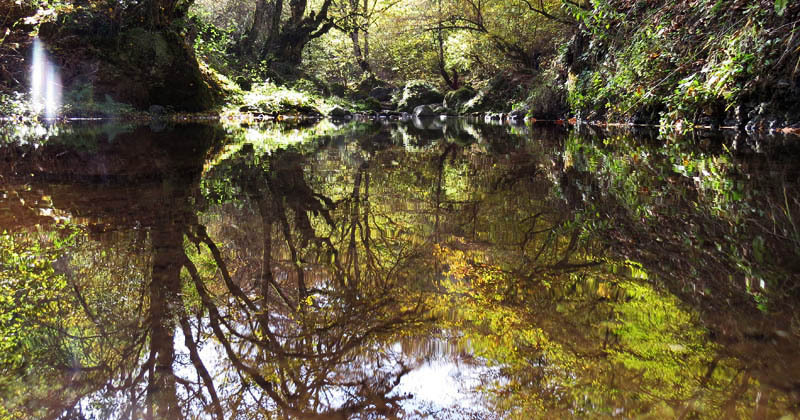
[394,80,444,112]
[444,87,476,115]
[459,73,528,114]
[233,83,323,116]
[565,0,800,126]
[523,68,567,119]
[36,12,222,112]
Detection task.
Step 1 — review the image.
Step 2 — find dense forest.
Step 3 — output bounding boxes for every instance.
[1,1,800,126]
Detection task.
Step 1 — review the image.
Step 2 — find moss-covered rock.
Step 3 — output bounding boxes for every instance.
[353,74,393,99]
[363,97,382,111]
[522,69,567,119]
[413,105,436,118]
[443,87,476,115]
[329,83,348,97]
[394,80,444,112]
[37,14,221,112]
[431,105,452,115]
[328,106,351,119]
[461,73,526,114]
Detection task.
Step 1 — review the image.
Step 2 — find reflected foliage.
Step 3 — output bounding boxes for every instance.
[0,121,799,419]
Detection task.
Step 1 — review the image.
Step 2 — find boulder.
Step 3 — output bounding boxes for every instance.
[369,87,393,102]
[43,23,219,112]
[413,105,436,118]
[329,83,347,97]
[444,87,476,114]
[355,75,393,99]
[434,105,457,115]
[395,81,444,112]
[459,73,524,115]
[328,106,351,119]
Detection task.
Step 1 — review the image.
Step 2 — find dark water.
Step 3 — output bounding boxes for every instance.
[1,118,799,419]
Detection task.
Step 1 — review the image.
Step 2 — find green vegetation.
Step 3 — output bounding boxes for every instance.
[1,120,800,417]
[565,0,800,127]
[2,0,795,126]
[2,0,800,416]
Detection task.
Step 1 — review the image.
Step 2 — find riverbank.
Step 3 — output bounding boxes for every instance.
[3,0,799,136]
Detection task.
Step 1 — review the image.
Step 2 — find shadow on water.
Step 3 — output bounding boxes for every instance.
[1,119,799,418]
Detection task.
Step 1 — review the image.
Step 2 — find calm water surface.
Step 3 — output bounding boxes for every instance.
[1,119,799,419]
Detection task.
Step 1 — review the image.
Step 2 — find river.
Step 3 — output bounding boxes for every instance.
[1,118,798,419]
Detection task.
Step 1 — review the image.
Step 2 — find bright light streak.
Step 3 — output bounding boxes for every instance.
[30,37,61,119]
[45,64,60,119]
[31,39,44,111]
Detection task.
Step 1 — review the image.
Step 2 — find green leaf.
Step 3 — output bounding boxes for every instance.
[775,0,788,16]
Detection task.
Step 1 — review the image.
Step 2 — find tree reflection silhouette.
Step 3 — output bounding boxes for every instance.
[2,121,800,419]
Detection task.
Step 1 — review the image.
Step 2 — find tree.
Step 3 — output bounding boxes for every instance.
[330,0,399,73]
[239,0,337,66]
[435,0,571,69]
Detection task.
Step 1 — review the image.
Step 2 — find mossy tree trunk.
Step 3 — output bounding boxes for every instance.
[140,0,193,28]
[239,0,336,66]
[240,0,282,57]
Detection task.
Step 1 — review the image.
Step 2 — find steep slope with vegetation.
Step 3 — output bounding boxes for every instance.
[565,0,800,127]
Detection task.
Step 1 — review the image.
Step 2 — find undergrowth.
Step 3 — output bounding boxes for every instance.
[564,0,800,126]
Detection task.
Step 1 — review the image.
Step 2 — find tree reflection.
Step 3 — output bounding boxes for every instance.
[1,121,800,419]
[0,122,435,419]
[195,134,432,418]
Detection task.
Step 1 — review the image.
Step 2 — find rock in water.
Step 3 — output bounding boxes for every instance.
[396,81,444,112]
[413,105,436,118]
[328,106,351,119]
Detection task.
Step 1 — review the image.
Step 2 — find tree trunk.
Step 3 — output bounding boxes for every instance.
[264,30,310,65]
[436,24,458,89]
[435,0,458,89]
[351,29,370,72]
[142,0,193,28]
[362,0,370,62]
[241,0,271,56]
[248,0,334,66]
[348,0,371,72]
[363,30,370,63]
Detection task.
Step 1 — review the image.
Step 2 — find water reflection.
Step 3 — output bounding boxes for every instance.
[1,120,799,418]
